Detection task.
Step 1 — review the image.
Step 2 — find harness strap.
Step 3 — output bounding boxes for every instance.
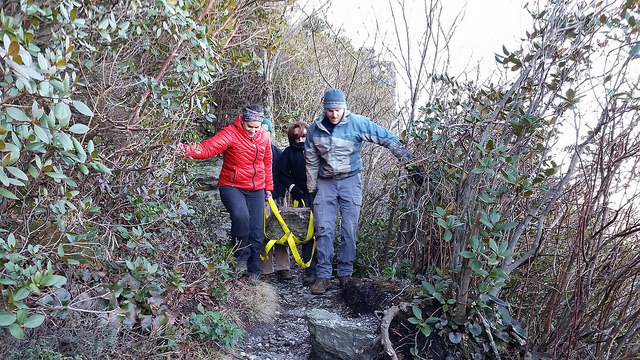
[262,196,315,268]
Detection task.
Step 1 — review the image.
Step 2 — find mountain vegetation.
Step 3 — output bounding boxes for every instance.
[0,0,638,358]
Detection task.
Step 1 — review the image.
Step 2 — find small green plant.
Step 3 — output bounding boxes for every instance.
[408,306,463,357]
[0,233,67,339]
[415,273,457,313]
[117,225,154,253]
[458,209,515,288]
[155,324,185,353]
[125,256,159,283]
[383,259,415,280]
[0,308,46,339]
[6,339,82,360]
[108,255,169,330]
[188,303,244,348]
[199,245,234,304]
[413,269,528,356]
[433,206,464,243]
[164,268,185,293]
[209,283,229,305]
[408,306,434,337]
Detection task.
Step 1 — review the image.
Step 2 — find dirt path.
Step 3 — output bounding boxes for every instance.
[228,267,377,360]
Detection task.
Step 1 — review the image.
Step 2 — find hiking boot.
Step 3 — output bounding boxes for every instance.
[276,269,293,281]
[260,274,272,283]
[302,273,317,286]
[310,278,331,295]
[234,261,248,278]
[338,275,352,287]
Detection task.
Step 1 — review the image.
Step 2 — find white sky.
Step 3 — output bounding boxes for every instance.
[301,1,639,208]
[317,0,532,76]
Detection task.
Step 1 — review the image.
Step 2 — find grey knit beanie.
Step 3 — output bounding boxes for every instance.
[323,89,346,109]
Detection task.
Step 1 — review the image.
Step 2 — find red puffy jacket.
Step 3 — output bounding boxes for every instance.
[183,115,273,192]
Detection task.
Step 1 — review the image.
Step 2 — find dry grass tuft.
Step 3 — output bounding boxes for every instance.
[224,279,279,328]
[183,340,233,360]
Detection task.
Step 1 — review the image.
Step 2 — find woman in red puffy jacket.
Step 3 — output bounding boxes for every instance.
[178,105,273,279]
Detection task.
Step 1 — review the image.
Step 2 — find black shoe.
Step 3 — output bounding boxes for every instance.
[234,261,248,278]
[276,269,293,280]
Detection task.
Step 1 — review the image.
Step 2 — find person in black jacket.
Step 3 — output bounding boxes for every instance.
[261,118,286,202]
[260,119,292,281]
[278,121,316,285]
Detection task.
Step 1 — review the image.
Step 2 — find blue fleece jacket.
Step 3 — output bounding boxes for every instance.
[304,110,409,192]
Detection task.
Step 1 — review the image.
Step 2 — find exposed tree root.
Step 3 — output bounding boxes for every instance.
[380,302,411,359]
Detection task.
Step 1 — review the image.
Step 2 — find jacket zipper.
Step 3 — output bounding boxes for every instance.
[250,138,258,191]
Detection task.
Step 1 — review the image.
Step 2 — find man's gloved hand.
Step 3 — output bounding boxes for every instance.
[290,185,304,201]
[407,166,424,187]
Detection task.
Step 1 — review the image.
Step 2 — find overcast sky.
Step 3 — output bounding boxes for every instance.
[313,0,532,76]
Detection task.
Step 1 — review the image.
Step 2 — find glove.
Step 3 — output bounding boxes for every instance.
[176,143,192,158]
[265,190,272,201]
[408,166,424,187]
[290,185,304,201]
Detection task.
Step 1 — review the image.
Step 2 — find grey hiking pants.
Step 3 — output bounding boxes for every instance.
[313,174,362,279]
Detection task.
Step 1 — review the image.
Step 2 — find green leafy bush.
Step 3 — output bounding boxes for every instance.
[411,270,527,358]
[6,339,82,360]
[0,233,66,339]
[188,303,244,348]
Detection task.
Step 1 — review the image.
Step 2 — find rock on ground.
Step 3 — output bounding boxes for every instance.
[227,267,379,360]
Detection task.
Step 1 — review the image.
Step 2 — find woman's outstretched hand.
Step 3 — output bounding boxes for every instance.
[175,143,190,157]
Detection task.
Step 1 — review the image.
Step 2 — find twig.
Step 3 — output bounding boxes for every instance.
[128,0,223,126]
[480,313,502,360]
[311,28,332,88]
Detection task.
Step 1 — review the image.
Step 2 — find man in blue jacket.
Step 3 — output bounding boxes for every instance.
[305,88,411,295]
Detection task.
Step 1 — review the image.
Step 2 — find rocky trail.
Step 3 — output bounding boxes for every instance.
[195,162,395,360]
[227,267,380,360]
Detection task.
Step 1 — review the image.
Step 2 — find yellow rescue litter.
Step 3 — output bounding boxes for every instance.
[262,196,315,268]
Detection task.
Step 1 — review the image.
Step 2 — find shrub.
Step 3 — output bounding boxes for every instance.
[188,303,244,348]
